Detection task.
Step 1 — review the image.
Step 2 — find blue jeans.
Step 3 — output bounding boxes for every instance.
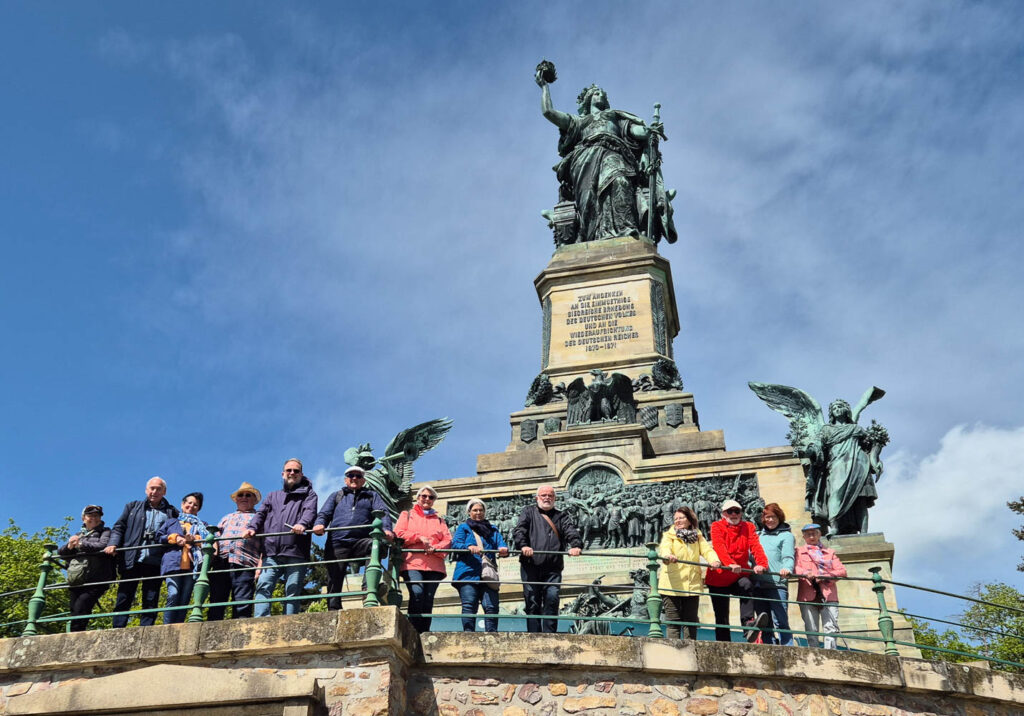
[403,570,443,633]
[520,564,561,633]
[254,555,307,617]
[457,581,500,632]
[164,572,196,624]
[757,584,792,645]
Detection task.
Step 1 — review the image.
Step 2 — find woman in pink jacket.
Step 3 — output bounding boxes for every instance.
[794,523,847,649]
[395,485,452,633]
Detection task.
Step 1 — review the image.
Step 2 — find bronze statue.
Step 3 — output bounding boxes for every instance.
[749,383,890,537]
[535,61,677,246]
[343,418,453,520]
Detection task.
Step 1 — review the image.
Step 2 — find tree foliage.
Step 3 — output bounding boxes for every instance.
[1009,496,1024,572]
[959,582,1024,671]
[0,517,73,637]
[903,613,977,663]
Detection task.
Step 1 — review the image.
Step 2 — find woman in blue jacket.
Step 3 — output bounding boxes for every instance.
[755,502,795,644]
[451,499,509,632]
[157,492,209,624]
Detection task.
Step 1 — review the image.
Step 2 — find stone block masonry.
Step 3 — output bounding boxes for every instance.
[1,609,1021,715]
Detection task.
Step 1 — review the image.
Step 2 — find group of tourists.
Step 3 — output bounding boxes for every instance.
[657,500,847,647]
[56,464,846,647]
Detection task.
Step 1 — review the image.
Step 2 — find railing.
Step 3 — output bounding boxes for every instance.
[4,514,1023,672]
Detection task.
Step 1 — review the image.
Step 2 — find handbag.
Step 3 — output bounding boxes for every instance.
[472,531,500,586]
[66,557,91,586]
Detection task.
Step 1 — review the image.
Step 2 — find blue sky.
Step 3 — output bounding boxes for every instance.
[3,3,1023,624]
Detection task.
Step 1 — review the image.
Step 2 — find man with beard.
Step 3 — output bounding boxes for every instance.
[245,459,318,616]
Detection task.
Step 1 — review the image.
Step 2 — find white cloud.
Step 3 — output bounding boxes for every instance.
[311,468,344,502]
[873,424,1024,589]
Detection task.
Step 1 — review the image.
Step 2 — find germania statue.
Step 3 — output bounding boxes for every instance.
[535,60,677,247]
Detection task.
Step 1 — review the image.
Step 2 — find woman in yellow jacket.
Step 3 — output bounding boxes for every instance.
[658,506,721,639]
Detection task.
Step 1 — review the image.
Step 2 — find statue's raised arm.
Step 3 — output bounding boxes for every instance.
[535,61,572,131]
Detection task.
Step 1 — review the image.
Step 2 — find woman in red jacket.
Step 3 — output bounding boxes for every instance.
[395,485,452,633]
[705,499,771,642]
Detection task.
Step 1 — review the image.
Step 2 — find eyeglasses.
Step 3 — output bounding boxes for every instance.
[724,508,742,515]
[418,494,436,500]
[284,469,302,474]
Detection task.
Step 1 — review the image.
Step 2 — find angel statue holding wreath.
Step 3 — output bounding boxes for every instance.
[749,382,890,538]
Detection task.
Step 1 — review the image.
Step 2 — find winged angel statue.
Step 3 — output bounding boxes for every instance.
[343,418,453,521]
[748,383,890,537]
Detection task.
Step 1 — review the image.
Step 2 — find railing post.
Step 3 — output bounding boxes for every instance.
[869,566,899,656]
[187,527,219,623]
[363,511,385,608]
[387,538,404,608]
[645,542,664,638]
[22,543,58,637]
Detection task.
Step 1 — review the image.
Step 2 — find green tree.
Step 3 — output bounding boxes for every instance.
[0,518,73,637]
[959,582,1024,671]
[903,613,977,663]
[1009,496,1024,572]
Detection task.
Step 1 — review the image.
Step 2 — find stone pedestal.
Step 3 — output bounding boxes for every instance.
[535,236,678,387]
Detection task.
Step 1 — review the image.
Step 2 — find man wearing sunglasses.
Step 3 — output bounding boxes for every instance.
[705,499,770,643]
[245,459,318,617]
[312,465,395,610]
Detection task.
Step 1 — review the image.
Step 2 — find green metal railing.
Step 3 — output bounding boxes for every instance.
[5,516,1023,672]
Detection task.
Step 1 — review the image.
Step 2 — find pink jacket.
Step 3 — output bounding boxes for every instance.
[395,505,452,574]
[794,544,847,603]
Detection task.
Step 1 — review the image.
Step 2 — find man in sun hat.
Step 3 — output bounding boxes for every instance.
[207,481,263,620]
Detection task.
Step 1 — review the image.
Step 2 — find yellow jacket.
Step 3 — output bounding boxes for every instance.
[657,528,718,595]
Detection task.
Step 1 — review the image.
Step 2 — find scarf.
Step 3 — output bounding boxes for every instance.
[466,518,494,540]
[178,514,210,574]
[675,528,699,544]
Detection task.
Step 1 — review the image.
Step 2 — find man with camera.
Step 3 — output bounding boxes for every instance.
[104,476,179,627]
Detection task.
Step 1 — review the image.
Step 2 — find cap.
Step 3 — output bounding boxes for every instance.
[230,482,262,503]
[344,465,366,477]
[720,499,742,512]
[801,523,822,532]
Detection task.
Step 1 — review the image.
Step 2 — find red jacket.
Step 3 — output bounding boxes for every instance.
[705,519,768,587]
[395,505,452,574]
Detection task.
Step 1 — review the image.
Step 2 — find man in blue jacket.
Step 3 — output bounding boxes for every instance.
[244,459,318,616]
[312,465,394,609]
[103,476,179,627]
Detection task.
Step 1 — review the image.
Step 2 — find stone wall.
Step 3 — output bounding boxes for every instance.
[1,609,1020,715]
